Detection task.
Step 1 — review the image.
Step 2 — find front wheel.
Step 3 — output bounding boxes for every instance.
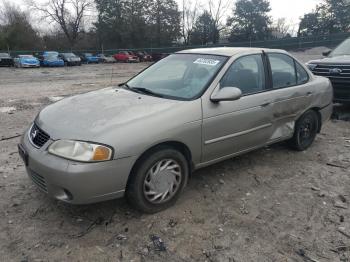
[289,110,319,151]
[126,147,189,213]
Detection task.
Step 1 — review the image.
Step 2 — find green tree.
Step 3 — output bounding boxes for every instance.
[298,11,323,36]
[228,0,271,42]
[191,11,217,45]
[148,0,181,47]
[0,2,42,51]
[94,0,181,48]
[320,0,350,34]
[298,0,350,36]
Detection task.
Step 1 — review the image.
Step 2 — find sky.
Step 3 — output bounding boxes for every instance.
[177,0,322,26]
[268,0,322,25]
[5,0,323,31]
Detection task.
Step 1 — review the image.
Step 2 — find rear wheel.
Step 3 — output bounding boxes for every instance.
[126,147,189,213]
[289,110,319,151]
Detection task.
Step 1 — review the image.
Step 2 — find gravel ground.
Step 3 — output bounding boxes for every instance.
[1,50,350,262]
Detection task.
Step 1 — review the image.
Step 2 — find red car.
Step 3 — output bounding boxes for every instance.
[114,51,139,63]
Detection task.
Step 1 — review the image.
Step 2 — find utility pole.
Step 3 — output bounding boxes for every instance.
[183,0,185,44]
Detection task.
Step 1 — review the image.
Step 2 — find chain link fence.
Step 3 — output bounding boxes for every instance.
[4,32,350,56]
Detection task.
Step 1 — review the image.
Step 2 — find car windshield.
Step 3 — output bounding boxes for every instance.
[0,53,10,58]
[62,53,76,58]
[85,53,93,56]
[45,54,58,59]
[19,55,34,58]
[127,53,227,100]
[330,38,350,57]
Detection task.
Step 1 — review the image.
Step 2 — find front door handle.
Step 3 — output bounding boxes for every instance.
[306,91,313,96]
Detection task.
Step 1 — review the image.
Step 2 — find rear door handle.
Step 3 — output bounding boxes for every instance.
[260,102,271,107]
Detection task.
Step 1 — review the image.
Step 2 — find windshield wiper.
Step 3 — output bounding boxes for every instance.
[128,87,165,98]
[118,83,164,98]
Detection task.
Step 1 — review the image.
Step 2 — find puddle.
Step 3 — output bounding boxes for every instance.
[0,107,16,113]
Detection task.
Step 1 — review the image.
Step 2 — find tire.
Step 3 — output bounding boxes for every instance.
[289,110,319,151]
[126,147,189,213]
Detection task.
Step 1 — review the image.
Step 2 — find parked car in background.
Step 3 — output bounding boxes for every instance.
[59,53,81,66]
[19,47,333,213]
[306,37,350,104]
[0,53,14,67]
[14,55,40,68]
[151,52,170,62]
[39,52,64,67]
[114,51,139,63]
[96,54,116,63]
[136,51,153,62]
[80,53,99,64]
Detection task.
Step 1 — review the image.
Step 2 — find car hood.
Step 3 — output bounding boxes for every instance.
[68,57,80,61]
[36,88,187,142]
[308,55,350,65]
[21,58,38,63]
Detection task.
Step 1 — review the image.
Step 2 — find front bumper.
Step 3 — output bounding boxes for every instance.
[0,59,13,66]
[21,63,40,68]
[43,62,64,67]
[67,61,81,66]
[127,58,139,62]
[19,130,137,204]
[87,59,99,63]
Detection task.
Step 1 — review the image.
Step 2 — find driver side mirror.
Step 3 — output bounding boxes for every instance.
[322,49,332,57]
[211,87,242,102]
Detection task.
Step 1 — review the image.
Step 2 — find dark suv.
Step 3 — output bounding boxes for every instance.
[0,53,14,67]
[307,38,350,104]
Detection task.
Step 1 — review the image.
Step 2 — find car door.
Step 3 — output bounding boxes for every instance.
[201,53,274,163]
[265,53,314,141]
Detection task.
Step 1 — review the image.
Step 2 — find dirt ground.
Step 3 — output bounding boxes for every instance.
[1,51,350,262]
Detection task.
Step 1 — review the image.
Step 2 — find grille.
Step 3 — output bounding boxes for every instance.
[311,64,350,100]
[311,64,350,79]
[332,79,350,100]
[29,170,48,193]
[29,123,50,148]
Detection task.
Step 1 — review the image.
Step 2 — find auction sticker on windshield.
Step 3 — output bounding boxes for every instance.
[194,58,220,66]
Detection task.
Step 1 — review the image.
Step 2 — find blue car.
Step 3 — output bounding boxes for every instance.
[14,55,40,68]
[80,53,99,64]
[39,51,64,67]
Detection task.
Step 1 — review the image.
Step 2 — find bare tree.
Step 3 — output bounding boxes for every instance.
[27,0,93,47]
[208,0,230,43]
[182,0,200,45]
[273,18,290,38]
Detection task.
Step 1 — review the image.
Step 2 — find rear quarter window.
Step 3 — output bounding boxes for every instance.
[268,53,297,89]
[295,62,309,84]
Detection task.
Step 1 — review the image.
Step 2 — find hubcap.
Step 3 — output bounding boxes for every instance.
[143,159,182,204]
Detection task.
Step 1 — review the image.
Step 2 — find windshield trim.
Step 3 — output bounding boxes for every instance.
[124,53,229,101]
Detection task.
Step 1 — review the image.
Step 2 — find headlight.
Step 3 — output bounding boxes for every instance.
[48,140,113,162]
[306,63,317,71]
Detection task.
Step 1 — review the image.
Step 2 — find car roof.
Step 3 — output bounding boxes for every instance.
[176,47,287,57]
